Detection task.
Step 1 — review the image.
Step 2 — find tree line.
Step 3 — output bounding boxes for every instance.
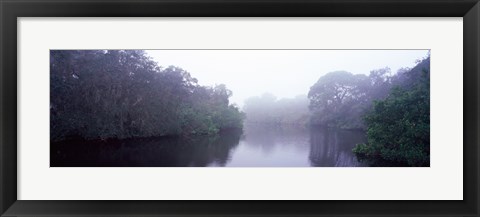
[309,56,430,166]
[243,55,430,166]
[243,94,310,126]
[50,50,244,142]
[352,57,430,166]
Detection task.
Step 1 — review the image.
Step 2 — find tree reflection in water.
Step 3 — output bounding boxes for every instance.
[225,124,366,167]
[240,124,310,155]
[51,129,242,167]
[309,126,367,167]
[51,125,367,167]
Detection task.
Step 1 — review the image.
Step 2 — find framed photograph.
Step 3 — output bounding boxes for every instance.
[1,0,478,216]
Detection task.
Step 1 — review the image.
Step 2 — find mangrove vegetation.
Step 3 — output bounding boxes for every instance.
[50,50,430,167]
[50,50,244,142]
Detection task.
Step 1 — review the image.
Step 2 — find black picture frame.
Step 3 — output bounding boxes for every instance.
[1,0,479,216]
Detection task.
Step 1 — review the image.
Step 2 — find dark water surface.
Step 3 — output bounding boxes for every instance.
[51,124,367,167]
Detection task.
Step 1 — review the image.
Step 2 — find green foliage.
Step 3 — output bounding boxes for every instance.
[306,56,430,166]
[50,50,244,142]
[353,60,430,167]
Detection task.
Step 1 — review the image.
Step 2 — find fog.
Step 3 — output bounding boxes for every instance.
[51,49,430,167]
[146,50,429,107]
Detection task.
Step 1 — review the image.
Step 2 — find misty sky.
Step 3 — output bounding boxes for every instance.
[146,50,429,108]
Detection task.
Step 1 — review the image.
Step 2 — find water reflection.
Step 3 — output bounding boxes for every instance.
[309,126,367,167]
[241,124,310,154]
[226,124,366,167]
[51,125,368,167]
[225,124,311,167]
[51,129,242,167]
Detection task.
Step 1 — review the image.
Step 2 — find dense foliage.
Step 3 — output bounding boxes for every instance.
[243,94,310,126]
[307,68,393,129]
[353,57,430,166]
[51,49,430,166]
[50,50,244,142]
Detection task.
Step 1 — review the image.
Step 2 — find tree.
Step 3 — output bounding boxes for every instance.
[367,67,392,100]
[50,50,244,142]
[353,58,430,166]
[243,94,310,126]
[308,71,370,128]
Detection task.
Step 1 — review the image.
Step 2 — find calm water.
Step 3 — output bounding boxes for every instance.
[51,124,367,167]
